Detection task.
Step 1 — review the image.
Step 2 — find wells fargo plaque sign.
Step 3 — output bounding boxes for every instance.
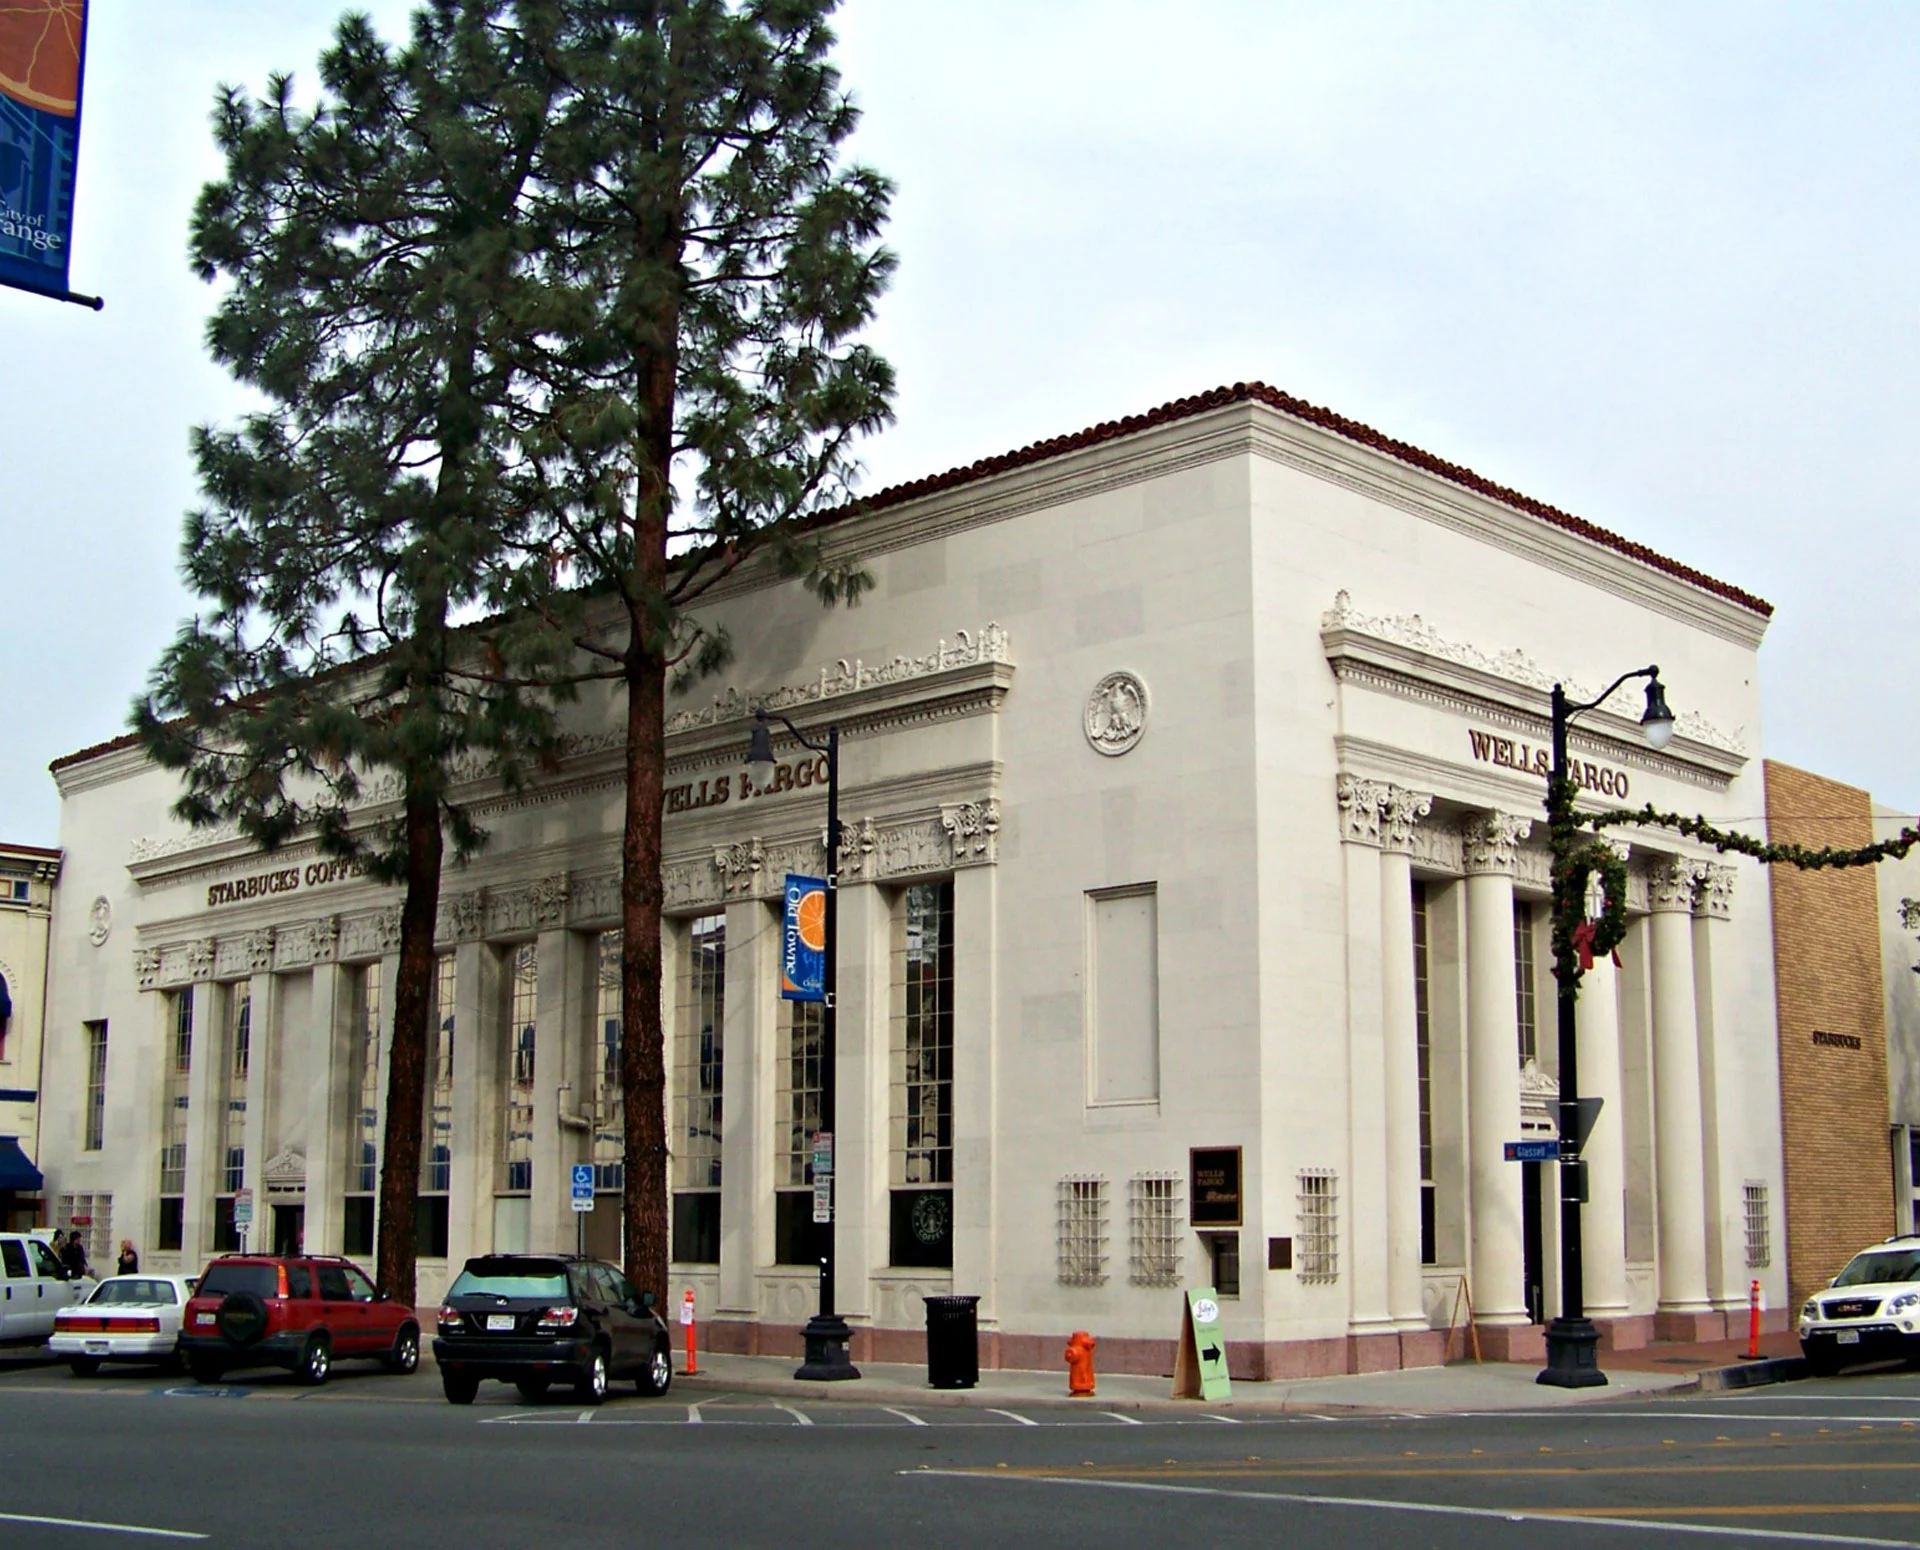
[1190,1147,1243,1228]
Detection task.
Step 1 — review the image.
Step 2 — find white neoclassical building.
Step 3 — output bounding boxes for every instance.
[37,383,1788,1375]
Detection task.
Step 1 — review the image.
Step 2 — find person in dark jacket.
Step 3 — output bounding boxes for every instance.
[61,1232,89,1279]
[117,1240,139,1275]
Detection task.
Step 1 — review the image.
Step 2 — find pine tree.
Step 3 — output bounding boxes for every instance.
[508,0,895,1300]
[134,2,567,1307]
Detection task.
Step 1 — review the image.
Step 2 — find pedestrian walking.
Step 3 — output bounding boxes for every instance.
[61,1230,89,1279]
[116,1240,139,1275]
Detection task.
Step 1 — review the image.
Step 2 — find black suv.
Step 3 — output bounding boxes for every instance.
[433,1253,672,1405]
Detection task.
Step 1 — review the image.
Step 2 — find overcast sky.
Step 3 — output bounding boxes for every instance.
[5,1,1916,847]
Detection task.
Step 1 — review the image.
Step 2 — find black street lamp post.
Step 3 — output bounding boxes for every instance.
[1538,666,1674,1388]
[747,710,860,1382]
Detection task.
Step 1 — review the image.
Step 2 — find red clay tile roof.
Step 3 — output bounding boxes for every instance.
[50,380,1768,777]
[844,381,1773,618]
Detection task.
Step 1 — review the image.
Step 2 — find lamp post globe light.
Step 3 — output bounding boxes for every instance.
[1539,666,1675,1388]
[747,710,860,1381]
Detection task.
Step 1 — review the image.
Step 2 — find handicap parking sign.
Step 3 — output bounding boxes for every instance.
[571,1164,595,1211]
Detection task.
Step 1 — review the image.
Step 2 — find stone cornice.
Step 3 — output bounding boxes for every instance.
[123,626,1014,883]
[697,397,1769,647]
[1323,593,1745,790]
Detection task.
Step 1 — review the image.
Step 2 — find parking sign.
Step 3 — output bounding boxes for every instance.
[571,1163,595,1213]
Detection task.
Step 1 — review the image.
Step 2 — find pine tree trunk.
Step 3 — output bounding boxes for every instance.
[376,780,442,1309]
[620,642,669,1299]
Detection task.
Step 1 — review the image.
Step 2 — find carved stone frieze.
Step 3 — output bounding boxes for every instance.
[663,623,1013,738]
[186,939,215,982]
[133,948,160,990]
[1380,785,1433,853]
[442,889,487,943]
[273,921,316,971]
[1462,812,1532,875]
[663,860,722,914]
[1647,856,1699,914]
[940,800,1001,866]
[1513,843,1551,895]
[340,907,401,961]
[1693,863,1736,921]
[87,896,112,947]
[1336,774,1389,847]
[836,817,880,881]
[1409,821,1464,876]
[1902,898,1920,933]
[486,875,571,938]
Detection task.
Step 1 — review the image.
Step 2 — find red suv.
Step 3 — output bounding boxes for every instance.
[179,1255,419,1386]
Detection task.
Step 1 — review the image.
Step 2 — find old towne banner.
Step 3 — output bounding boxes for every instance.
[0,1,89,301]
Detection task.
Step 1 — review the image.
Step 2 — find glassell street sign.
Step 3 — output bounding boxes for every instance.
[1503,1140,1560,1162]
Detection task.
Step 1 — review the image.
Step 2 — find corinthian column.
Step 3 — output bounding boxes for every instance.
[1576,843,1629,1321]
[1464,811,1532,1327]
[1691,863,1742,1309]
[1336,775,1394,1344]
[1381,784,1433,1333]
[1649,856,1712,1323]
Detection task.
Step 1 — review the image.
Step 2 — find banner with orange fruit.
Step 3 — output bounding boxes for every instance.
[0,0,90,301]
[781,874,828,1001]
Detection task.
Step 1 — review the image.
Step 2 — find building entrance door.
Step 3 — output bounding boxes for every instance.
[1521,1161,1546,1324]
[272,1203,305,1258]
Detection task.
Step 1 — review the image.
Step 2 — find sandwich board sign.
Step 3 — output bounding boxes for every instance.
[1171,1287,1232,1402]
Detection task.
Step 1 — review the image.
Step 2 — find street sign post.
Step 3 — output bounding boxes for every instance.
[811,1131,834,1224]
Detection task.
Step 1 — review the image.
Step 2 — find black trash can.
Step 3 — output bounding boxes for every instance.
[923,1294,981,1390]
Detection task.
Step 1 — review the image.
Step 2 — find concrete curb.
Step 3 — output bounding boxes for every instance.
[1677,1356,1809,1394]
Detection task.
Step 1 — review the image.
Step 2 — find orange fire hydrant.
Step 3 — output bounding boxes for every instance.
[1065,1330,1097,1397]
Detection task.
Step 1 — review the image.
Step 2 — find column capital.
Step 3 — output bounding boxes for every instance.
[1463,811,1532,875]
[1693,862,1736,920]
[1648,855,1700,914]
[1381,785,1434,853]
[1336,773,1391,848]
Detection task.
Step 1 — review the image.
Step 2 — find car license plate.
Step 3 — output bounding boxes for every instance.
[195,1312,216,1326]
[85,1340,109,1354]
[1837,1331,1861,1344]
[486,1314,515,1332]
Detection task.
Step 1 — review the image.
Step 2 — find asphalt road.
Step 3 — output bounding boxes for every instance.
[5,1358,1920,1547]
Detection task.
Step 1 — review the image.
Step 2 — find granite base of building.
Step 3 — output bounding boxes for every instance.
[698,1319,1454,1379]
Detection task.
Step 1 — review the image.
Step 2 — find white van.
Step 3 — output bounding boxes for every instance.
[0,1233,85,1341]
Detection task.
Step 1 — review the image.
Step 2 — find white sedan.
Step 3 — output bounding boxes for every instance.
[50,1275,198,1375]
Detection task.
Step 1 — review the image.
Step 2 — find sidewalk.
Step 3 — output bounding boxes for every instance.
[672,1330,1807,1415]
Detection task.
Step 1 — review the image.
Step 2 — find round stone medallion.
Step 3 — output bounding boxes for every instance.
[1084,671,1148,756]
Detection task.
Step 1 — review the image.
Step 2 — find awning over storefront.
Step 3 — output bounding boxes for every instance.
[0,1135,42,1192]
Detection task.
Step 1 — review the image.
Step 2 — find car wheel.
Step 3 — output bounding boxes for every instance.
[67,1357,101,1378]
[637,1344,672,1398]
[514,1376,551,1400]
[383,1325,420,1375]
[295,1333,332,1387]
[442,1372,479,1405]
[576,1347,608,1406]
[187,1355,224,1386]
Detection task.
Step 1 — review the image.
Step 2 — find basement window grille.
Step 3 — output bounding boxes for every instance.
[1743,1181,1771,1269]
[1057,1176,1108,1286]
[1297,1169,1340,1283]
[1128,1173,1183,1287]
